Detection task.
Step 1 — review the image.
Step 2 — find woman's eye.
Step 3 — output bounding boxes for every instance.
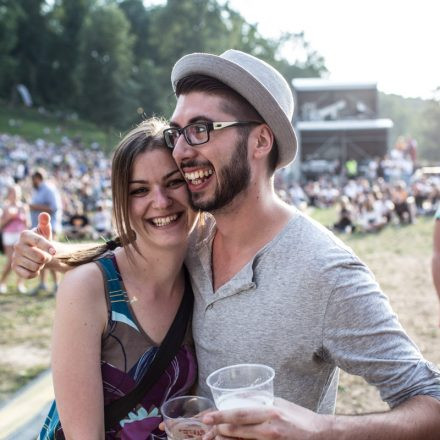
[168,178,185,188]
[129,187,149,196]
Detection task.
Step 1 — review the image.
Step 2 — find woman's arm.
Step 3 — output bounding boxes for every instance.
[51,262,108,439]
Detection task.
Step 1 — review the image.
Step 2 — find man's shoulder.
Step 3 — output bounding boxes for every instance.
[271,211,357,267]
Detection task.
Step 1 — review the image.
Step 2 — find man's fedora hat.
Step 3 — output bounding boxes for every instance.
[171,49,298,169]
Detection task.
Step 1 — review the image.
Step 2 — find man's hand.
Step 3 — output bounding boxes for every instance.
[12,212,56,279]
[202,398,331,440]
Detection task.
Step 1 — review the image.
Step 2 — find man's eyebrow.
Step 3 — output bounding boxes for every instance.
[169,115,214,128]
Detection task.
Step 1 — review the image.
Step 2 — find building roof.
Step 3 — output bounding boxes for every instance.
[292,78,377,91]
[297,119,393,131]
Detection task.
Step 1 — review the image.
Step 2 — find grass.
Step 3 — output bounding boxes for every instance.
[0,212,439,413]
[0,99,116,151]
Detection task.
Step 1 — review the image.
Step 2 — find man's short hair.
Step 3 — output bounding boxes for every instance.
[32,168,46,180]
[175,74,279,174]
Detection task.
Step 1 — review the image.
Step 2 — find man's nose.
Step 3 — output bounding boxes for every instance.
[172,133,197,164]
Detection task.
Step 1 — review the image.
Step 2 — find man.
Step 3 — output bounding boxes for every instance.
[12,50,440,439]
[28,168,62,294]
[432,205,440,327]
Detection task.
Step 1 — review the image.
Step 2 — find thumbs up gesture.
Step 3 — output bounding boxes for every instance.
[12,212,57,279]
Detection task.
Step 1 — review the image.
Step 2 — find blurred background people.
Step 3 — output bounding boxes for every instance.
[29,168,62,295]
[0,184,29,293]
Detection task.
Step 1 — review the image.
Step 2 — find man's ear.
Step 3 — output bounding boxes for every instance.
[251,124,274,161]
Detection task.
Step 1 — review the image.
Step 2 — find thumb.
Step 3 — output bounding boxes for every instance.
[37,212,53,240]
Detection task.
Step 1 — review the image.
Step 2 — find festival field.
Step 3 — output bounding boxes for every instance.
[0,212,439,414]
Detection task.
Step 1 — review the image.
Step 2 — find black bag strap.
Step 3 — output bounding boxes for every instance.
[104,267,194,431]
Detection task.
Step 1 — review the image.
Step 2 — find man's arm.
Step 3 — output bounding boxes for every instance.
[12,212,93,278]
[28,203,53,213]
[202,395,440,440]
[432,217,440,327]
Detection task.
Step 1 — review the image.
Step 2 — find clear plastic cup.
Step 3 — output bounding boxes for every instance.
[160,395,215,440]
[206,363,275,410]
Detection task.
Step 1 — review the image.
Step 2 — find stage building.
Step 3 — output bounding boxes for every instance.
[288,79,393,180]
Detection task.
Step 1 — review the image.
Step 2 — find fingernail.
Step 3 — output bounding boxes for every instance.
[49,247,56,255]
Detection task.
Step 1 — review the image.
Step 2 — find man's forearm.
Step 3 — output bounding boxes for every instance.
[329,395,440,440]
[30,204,53,213]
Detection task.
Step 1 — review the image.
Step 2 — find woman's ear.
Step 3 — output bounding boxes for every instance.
[251,124,274,161]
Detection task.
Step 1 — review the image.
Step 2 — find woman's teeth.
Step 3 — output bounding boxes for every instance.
[184,169,213,184]
[151,214,178,227]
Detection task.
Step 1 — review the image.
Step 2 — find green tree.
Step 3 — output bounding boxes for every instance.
[40,0,91,108]
[76,3,136,135]
[3,0,48,105]
[117,0,164,119]
[0,1,24,99]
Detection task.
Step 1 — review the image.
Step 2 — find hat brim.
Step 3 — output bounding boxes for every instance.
[171,53,297,169]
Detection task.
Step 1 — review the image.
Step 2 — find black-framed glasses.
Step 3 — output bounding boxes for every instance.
[163,121,261,150]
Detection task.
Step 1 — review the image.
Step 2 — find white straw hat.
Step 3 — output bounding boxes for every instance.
[171,49,298,169]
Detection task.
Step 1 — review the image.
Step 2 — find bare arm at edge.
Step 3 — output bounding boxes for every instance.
[432,218,440,326]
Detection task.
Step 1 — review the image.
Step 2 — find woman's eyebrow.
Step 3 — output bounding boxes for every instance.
[129,169,180,184]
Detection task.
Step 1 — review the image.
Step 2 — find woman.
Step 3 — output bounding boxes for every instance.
[39,118,198,439]
[0,184,29,294]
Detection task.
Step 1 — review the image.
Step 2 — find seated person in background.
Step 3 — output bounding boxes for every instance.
[332,196,356,233]
[91,201,113,240]
[357,193,387,233]
[392,181,414,224]
[64,209,93,240]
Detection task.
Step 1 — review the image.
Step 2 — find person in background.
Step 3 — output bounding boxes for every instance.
[432,204,440,327]
[29,168,62,295]
[38,118,197,439]
[332,195,356,233]
[91,200,113,240]
[0,184,29,293]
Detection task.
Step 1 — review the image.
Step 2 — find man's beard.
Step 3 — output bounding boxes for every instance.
[189,136,251,212]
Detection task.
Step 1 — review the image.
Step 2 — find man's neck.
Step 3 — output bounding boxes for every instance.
[210,184,294,291]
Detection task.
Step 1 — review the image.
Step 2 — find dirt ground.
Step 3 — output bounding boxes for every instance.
[0,216,439,413]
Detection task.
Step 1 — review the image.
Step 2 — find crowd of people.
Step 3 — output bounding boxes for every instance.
[275,145,440,234]
[1,131,440,294]
[0,133,113,294]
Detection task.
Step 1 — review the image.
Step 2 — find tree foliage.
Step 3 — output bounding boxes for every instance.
[0,0,329,141]
[379,92,440,163]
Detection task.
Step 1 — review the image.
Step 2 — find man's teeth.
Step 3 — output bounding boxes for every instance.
[151,214,178,227]
[184,169,213,183]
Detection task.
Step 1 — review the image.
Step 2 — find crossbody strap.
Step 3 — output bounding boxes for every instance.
[104,266,194,431]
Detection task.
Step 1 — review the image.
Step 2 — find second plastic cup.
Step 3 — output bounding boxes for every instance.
[160,395,215,440]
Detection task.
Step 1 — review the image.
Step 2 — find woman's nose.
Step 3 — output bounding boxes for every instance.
[152,187,172,209]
